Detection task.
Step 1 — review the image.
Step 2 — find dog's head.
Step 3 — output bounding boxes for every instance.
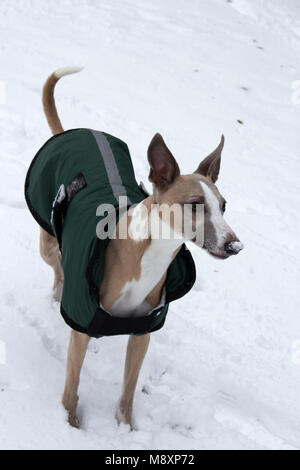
[147,133,243,259]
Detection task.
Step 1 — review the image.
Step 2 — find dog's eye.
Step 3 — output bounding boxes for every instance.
[222,201,226,213]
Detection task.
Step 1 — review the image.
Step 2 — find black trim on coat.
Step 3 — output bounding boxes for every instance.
[87,305,167,337]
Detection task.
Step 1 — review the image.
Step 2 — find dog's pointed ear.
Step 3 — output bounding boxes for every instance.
[195,135,225,183]
[147,133,180,189]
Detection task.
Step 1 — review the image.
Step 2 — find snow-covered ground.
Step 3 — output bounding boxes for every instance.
[0,0,300,450]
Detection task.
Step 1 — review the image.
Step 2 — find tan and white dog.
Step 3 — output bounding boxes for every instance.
[40,67,243,429]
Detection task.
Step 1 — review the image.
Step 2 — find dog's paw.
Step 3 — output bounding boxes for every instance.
[62,398,80,428]
[68,411,80,429]
[115,402,136,431]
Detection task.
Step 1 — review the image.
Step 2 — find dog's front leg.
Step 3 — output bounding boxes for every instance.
[62,330,90,428]
[116,333,150,429]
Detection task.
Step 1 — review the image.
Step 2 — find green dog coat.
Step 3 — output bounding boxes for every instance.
[25,129,196,338]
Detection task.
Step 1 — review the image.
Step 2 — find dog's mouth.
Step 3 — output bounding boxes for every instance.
[202,243,229,260]
[192,239,230,259]
[207,250,229,260]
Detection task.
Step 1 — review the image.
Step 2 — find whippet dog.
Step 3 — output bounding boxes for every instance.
[39,68,243,429]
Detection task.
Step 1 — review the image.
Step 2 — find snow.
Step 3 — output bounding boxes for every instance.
[0,0,300,450]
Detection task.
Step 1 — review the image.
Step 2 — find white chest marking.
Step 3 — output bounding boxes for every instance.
[110,206,183,318]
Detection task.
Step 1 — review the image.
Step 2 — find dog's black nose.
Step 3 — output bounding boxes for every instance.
[224,241,244,255]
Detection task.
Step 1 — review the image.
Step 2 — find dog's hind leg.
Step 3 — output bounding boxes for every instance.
[62,330,90,428]
[116,333,150,429]
[39,228,64,301]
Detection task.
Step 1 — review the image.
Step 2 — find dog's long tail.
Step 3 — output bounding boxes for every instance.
[42,67,83,135]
